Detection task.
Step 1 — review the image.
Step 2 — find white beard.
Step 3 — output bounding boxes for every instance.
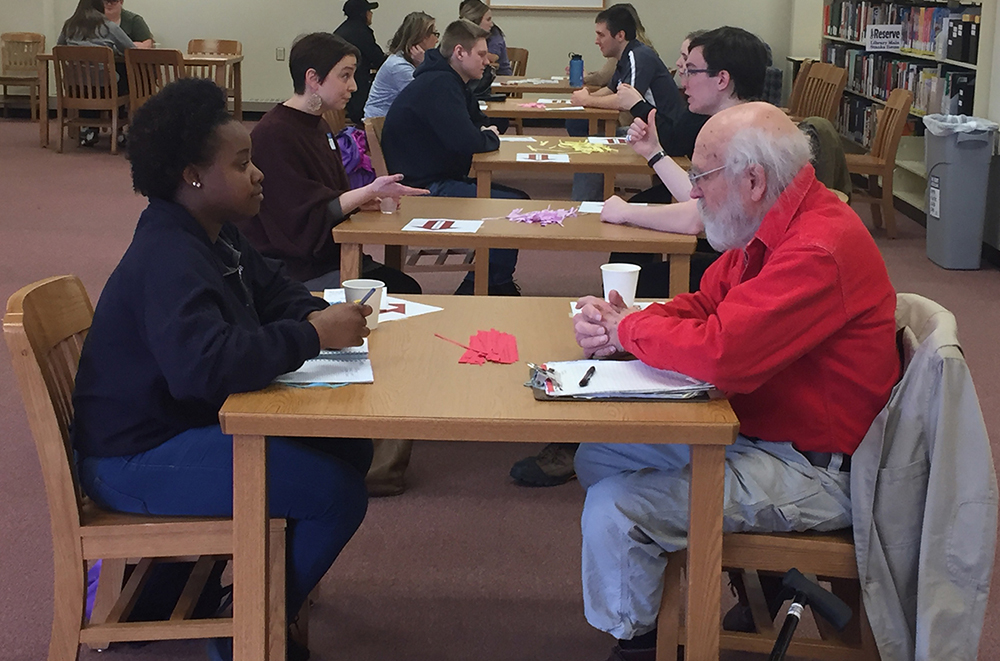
[699,189,764,252]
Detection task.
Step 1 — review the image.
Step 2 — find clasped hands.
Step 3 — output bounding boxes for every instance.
[573,290,634,358]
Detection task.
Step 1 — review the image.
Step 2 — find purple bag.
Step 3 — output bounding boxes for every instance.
[335,126,376,190]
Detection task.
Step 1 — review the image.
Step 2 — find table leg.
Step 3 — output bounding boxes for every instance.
[604,119,615,137]
[474,247,489,295]
[233,434,269,661]
[668,255,690,298]
[588,117,599,136]
[39,58,49,148]
[476,171,491,198]
[685,445,725,661]
[340,243,362,282]
[384,245,404,271]
[233,61,242,121]
[602,170,615,200]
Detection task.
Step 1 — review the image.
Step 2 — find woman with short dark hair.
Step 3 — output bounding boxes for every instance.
[240,32,426,293]
[73,77,373,661]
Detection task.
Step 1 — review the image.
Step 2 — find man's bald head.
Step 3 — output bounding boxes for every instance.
[690,102,813,251]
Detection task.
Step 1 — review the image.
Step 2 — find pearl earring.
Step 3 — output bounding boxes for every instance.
[192,181,202,188]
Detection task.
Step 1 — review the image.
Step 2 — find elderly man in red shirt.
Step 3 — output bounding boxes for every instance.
[571,102,899,661]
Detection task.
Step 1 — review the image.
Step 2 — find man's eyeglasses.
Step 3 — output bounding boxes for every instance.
[680,67,718,79]
[687,164,727,187]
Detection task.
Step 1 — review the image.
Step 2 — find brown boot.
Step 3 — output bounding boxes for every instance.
[365,439,412,496]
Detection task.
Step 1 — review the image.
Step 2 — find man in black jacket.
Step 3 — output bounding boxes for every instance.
[382,19,526,296]
[334,0,386,124]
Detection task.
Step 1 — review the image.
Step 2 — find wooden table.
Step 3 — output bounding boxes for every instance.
[37,51,243,147]
[472,136,690,200]
[219,295,739,661]
[333,197,697,297]
[481,95,619,137]
[491,75,582,95]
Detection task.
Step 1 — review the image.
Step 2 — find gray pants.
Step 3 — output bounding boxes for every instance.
[576,436,852,640]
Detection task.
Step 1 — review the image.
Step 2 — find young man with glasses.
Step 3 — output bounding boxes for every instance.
[572,103,898,661]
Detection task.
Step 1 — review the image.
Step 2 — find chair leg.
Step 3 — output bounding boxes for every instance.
[268,525,288,661]
[50,556,86,661]
[110,108,119,155]
[868,175,883,229]
[881,171,896,239]
[87,558,126,650]
[56,107,64,153]
[655,550,684,661]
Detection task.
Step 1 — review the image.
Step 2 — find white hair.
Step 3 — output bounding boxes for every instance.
[722,127,813,207]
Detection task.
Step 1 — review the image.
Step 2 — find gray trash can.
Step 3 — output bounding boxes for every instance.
[923,114,998,269]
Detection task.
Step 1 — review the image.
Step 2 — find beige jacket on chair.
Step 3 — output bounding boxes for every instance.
[851,293,997,661]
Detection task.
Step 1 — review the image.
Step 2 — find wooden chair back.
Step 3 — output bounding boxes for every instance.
[52,45,129,153]
[186,38,241,91]
[786,59,813,115]
[507,47,529,77]
[870,88,913,165]
[2,32,45,75]
[794,62,847,122]
[364,116,388,177]
[323,108,347,135]
[4,276,92,541]
[5,275,295,657]
[124,48,185,115]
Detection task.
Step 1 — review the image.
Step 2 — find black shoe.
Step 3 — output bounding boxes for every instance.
[605,645,656,661]
[722,571,786,633]
[454,279,475,295]
[79,127,98,147]
[510,442,578,486]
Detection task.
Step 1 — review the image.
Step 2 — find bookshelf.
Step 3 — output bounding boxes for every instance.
[820,0,995,212]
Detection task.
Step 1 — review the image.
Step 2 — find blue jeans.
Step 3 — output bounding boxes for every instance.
[426,178,526,286]
[78,425,372,619]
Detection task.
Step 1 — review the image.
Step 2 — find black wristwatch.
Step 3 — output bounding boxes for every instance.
[647,150,666,168]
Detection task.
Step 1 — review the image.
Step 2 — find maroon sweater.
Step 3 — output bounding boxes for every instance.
[240,104,350,282]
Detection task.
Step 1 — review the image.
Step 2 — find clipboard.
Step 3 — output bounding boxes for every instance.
[525,361,719,402]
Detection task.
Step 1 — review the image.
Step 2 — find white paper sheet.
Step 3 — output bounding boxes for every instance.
[499,136,537,142]
[588,136,629,145]
[546,106,585,111]
[536,98,573,105]
[516,153,570,163]
[323,291,443,323]
[275,340,373,385]
[401,218,484,233]
[576,200,648,214]
[541,359,712,399]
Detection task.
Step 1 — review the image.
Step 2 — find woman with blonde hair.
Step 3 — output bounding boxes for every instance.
[364,11,438,119]
[459,0,511,75]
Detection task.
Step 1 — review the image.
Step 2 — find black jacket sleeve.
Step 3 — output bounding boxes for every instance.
[630,101,709,159]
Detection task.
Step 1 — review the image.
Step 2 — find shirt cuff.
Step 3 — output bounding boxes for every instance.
[630,100,654,121]
[326,198,347,227]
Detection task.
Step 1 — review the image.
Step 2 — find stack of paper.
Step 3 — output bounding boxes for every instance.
[538,359,713,400]
[275,340,374,385]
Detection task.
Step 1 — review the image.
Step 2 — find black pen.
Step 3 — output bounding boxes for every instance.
[579,365,596,387]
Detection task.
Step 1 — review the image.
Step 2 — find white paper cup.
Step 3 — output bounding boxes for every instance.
[342,278,385,329]
[601,263,641,308]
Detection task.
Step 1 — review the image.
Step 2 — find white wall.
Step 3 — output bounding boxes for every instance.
[3,0,797,104]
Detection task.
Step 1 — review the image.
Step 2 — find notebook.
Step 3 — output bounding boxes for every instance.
[274,339,373,385]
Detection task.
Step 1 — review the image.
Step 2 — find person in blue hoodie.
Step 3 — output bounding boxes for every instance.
[71,77,372,661]
[381,19,527,296]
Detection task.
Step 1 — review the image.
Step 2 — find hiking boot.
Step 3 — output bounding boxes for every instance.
[605,645,656,661]
[454,279,521,296]
[510,442,578,486]
[722,571,786,633]
[79,127,98,147]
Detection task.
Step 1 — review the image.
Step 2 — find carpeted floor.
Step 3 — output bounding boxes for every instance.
[1,117,999,661]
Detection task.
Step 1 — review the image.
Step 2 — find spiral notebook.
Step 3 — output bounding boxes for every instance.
[274,339,373,385]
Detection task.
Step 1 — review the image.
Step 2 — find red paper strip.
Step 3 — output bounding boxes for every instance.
[438,330,518,365]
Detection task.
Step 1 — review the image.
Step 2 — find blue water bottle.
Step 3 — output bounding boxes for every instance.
[569,53,584,87]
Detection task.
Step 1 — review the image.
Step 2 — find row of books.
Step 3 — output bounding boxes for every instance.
[823,1,981,63]
[837,95,920,147]
[825,44,976,115]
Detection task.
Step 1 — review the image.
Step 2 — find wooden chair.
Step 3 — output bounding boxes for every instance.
[845,88,913,239]
[1,32,44,119]
[322,108,347,134]
[3,275,291,660]
[788,62,847,123]
[364,117,475,273]
[186,39,241,102]
[783,58,813,116]
[124,48,185,116]
[507,47,528,77]
[52,46,130,155]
